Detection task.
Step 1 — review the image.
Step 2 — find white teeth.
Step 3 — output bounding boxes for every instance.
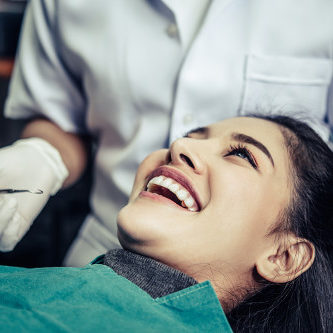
[147,181,154,190]
[168,183,179,192]
[147,176,163,188]
[162,178,173,188]
[154,176,164,185]
[146,176,198,211]
[184,197,194,208]
[176,189,187,201]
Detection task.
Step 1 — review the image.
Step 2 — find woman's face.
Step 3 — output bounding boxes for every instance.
[117,117,291,283]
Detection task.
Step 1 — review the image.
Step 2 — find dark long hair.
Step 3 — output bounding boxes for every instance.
[227,115,333,332]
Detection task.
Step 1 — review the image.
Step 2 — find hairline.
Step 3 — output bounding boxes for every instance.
[265,122,300,237]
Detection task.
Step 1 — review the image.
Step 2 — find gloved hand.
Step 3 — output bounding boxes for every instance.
[0,138,68,251]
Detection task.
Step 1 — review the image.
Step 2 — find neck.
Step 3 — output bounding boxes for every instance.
[177,262,258,312]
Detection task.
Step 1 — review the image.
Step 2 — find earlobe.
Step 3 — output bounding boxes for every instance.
[256,236,315,283]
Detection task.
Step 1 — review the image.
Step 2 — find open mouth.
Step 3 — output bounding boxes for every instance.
[146,175,199,212]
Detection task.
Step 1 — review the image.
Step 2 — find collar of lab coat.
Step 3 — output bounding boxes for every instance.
[159,0,212,50]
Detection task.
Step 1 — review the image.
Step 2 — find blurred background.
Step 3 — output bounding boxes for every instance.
[0,0,91,267]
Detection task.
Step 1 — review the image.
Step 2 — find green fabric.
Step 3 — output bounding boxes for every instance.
[0,261,233,332]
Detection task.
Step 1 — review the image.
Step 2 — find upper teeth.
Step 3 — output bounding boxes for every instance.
[147,176,197,212]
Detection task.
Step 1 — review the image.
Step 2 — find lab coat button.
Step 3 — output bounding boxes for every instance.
[166,23,178,38]
[183,114,193,124]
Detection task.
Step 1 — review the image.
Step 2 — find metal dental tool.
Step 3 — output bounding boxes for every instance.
[0,189,43,194]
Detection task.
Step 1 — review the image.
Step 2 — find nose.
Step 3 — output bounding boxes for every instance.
[168,138,206,174]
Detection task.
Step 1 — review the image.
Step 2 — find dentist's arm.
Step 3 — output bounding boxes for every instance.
[0,118,89,251]
[22,118,89,187]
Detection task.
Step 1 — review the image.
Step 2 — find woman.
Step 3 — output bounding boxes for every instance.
[1,115,332,332]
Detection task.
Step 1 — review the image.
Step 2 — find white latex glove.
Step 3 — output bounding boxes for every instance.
[0,138,68,252]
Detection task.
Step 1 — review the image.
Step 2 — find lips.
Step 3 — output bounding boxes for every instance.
[145,166,202,211]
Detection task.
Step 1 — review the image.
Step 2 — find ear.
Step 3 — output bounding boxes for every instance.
[256,234,315,283]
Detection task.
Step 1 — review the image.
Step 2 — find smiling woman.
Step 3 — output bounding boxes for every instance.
[0,115,332,332]
[118,117,292,277]
[118,115,333,332]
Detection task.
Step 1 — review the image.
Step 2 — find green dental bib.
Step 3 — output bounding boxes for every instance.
[0,261,232,332]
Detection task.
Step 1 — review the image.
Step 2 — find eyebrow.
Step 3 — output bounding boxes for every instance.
[184,127,208,137]
[231,132,275,167]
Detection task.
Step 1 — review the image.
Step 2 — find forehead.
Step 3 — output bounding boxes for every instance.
[208,117,284,141]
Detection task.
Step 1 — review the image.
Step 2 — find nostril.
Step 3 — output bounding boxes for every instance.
[180,154,195,169]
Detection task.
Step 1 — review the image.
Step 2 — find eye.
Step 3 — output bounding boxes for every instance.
[224,144,258,169]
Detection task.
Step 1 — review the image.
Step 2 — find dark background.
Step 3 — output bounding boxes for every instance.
[0,0,91,267]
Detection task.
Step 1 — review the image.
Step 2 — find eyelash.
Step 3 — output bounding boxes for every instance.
[183,134,259,169]
[225,144,258,169]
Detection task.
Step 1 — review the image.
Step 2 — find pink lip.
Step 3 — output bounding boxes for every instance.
[139,191,189,211]
[146,166,202,211]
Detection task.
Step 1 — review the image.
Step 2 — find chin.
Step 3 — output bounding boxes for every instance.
[117,206,138,243]
[118,199,173,237]
[117,203,174,261]
[117,204,157,247]
[116,216,154,262]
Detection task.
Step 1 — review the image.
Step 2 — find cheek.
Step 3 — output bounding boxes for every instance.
[211,170,258,205]
[208,171,281,236]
